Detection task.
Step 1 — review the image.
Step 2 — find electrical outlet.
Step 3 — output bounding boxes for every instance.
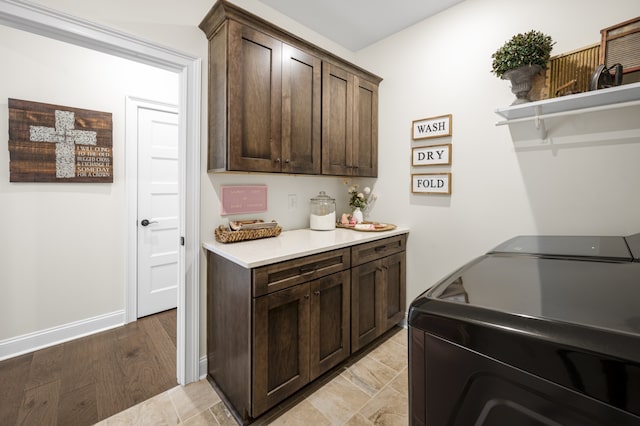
[288,194,297,210]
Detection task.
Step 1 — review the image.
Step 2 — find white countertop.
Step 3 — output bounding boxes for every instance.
[203,226,410,268]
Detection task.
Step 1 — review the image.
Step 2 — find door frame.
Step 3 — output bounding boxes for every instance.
[0,0,202,385]
[125,97,179,321]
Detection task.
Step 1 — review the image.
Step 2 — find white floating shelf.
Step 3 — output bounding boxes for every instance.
[495,82,640,139]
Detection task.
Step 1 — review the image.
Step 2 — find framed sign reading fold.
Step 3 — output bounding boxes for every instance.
[412,114,452,140]
[412,173,451,194]
[412,144,451,166]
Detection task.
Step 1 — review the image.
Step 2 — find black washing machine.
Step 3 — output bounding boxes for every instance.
[408,233,640,426]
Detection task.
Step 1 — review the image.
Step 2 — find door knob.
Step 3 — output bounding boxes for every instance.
[140,219,158,226]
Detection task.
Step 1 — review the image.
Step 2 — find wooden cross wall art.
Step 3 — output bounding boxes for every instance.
[8,98,113,183]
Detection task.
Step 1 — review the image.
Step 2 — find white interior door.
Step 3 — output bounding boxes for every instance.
[137,106,179,318]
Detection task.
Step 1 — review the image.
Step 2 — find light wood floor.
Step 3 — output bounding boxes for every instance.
[98,326,408,425]
[0,309,177,426]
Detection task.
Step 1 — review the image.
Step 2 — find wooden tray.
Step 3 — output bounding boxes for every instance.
[337,221,396,232]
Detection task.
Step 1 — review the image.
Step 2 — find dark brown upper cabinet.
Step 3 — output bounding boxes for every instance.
[227,22,283,173]
[322,63,378,177]
[200,0,381,176]
[282,44,322,174]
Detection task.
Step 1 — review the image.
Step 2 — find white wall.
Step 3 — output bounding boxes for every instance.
[0,26,178,341]
[355,0,640,303]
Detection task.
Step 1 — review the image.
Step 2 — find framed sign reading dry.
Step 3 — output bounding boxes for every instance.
[412,144,452,166]
[412,114,452,140]
[412,173,451,194]
[8,98,113,183]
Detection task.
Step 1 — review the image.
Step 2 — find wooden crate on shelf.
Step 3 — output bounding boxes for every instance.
[547,43,600,98]
[527,43,600,101]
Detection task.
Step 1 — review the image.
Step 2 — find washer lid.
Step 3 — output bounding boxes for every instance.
[489,234,633,261]
[429,254,640,336]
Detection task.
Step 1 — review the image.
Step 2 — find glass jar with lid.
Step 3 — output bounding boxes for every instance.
[310,191,336,230]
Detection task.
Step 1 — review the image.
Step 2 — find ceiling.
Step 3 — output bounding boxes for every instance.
[260,0,466,51]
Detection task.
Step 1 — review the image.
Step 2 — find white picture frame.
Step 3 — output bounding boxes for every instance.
[412,144,451,166]
[412,173,451,194]
[412,114,452,140]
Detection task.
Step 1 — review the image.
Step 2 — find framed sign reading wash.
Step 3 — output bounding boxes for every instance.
[412,114,452,140]
[8,98,113,183]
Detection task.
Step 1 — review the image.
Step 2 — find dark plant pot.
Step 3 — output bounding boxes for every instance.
[502,64,542,105]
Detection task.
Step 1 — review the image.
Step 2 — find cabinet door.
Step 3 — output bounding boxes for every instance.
[309,270,350,380]
[351,250,406,352]
[322,62,353,176]
[382,251,406,330]
[253,284,310,417]
[282,44,321,174]
[351,260,383,352]
[228,21,282,172]
[353,77,378,177]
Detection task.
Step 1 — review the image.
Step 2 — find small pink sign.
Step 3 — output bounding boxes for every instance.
[220,185,268,215]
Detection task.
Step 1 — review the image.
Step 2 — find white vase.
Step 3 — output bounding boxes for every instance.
[352,207,364,223]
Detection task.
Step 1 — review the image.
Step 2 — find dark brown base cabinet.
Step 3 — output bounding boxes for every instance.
[206,234,407,424]
[352,250,406,352]
[253,270,350,416]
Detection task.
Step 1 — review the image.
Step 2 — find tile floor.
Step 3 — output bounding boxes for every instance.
[97,327,408,425]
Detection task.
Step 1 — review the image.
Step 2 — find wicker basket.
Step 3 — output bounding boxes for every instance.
[214,225,282,244]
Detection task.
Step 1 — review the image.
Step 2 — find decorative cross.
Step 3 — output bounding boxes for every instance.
[29,109,97,178]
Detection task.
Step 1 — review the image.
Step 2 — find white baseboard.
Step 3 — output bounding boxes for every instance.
[0,310,125,361]
[199,355,208,380]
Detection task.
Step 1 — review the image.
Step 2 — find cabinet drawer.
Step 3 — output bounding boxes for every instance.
[351,235,406,266]
[253,248,350,296]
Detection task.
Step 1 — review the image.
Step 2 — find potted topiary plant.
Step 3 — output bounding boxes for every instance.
[491,30,555,104]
